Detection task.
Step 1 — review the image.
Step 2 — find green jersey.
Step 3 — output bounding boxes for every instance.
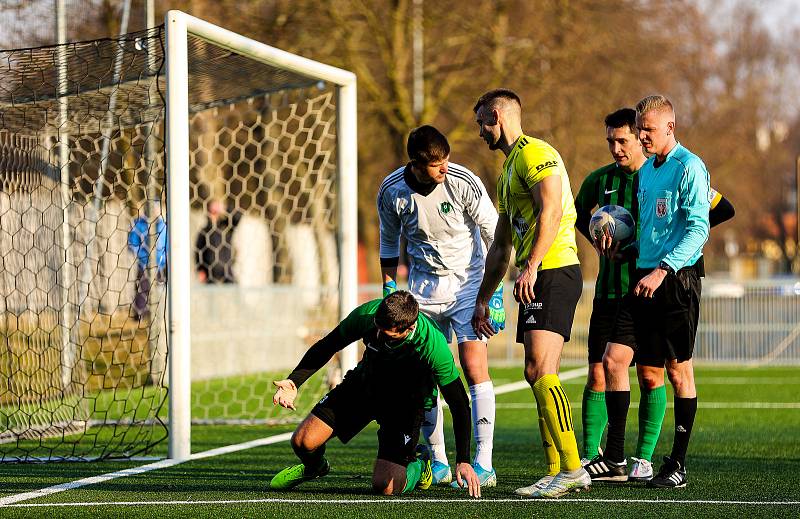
[574,163,639,300]
[339,299,460,409]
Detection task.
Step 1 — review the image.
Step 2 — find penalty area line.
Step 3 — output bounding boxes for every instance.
[0,367,587,507]
[1,497,799,508]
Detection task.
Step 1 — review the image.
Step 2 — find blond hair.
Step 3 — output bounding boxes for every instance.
[635,95,675,119]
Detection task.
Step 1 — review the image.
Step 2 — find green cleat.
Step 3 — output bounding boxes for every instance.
[269,457,330,490]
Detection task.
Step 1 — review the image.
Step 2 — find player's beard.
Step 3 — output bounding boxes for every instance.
[488,129,506,151]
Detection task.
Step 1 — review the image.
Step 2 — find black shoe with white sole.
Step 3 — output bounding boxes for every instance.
[647,456,687,488]
[583,454,628,482]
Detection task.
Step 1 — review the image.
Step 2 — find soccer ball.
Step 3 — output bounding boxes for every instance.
[589,205,635,246]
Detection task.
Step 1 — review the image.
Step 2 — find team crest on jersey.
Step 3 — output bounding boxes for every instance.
[396,198,408,213]
[440,201,452,214]
[656,198,668,218]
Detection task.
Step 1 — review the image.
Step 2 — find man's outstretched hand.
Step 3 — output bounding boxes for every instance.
[272,379,298,410]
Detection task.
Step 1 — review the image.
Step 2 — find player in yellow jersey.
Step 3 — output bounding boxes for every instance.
[470,89,590,498]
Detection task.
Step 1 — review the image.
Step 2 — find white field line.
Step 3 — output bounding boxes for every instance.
[496,402,800,409]
[0,369,584,507]
[2,497,799,508]
[0,432,292,506]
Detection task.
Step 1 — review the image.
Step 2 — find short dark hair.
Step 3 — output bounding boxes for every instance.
[375,291,419,331]
[604,108,637,133]
[407,125,450,164]
[473,88,522,113]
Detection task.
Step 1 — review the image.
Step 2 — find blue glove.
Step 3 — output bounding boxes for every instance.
[488,281,506,332]
[383,279,397,298]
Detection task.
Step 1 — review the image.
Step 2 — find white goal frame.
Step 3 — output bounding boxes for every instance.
[164,10,358,461]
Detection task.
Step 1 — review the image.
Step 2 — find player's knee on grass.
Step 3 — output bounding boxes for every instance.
[372,459,406,495]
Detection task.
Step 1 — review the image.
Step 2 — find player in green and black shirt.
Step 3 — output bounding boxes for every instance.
[574,108,734,481]
[269,291,481,497]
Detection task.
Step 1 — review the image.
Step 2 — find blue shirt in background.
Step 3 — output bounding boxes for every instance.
[636,142,710,271]
[128,216,168,270]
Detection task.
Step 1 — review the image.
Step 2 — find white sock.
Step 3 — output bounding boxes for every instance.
[470,381,495,470]
[422,404,448,465]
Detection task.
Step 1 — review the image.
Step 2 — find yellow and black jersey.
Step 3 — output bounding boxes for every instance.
[498,135,579,270]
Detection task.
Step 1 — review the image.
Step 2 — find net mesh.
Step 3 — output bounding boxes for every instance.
[0,25,341,461]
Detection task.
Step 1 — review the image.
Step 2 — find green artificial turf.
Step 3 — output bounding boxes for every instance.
[0,365,797,518]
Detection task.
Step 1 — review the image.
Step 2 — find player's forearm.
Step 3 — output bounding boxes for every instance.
[477,241,511,304]
[287,326,347,388]
[439,378,471,464]
[526,206,562,269]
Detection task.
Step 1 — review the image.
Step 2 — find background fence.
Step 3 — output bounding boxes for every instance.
[358,278,800,366]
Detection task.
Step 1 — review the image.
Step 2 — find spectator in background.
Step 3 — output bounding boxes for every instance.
[195,199,242,284]
[128,214,167,321]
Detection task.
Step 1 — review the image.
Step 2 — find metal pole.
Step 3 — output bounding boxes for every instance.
[337,82,358,374]
[80,0,132,314]
[412,0,423,120]
[56,0,77,391]
[165,10,192,461]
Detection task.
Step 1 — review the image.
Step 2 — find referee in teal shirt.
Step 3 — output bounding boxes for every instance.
[631,95,710,489]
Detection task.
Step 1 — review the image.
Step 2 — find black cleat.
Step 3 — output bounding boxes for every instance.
[647,456,687,489]
[583,454,628,482]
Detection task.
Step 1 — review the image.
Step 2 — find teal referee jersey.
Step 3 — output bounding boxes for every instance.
[637,143,710,270]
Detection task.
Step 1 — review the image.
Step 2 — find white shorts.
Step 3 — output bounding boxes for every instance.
[418,292,485,345]
[410,266,485,345]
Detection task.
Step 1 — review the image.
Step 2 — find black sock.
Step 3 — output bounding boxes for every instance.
[293,441,326,471]
[604,391,630,463]
[671,397,697,467]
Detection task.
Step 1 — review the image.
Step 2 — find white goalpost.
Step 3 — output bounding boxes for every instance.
[0,11,357,462]
[164,10,358,461]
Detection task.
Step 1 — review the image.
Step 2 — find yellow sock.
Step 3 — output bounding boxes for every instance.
[537,411,560,476]
[533,374,582,472]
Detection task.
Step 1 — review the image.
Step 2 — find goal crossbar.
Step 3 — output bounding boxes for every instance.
[164,10,358,461]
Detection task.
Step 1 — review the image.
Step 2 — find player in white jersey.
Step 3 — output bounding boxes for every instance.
[377,125,504,488]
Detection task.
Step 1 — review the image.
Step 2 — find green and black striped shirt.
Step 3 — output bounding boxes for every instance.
[574,163,638,300]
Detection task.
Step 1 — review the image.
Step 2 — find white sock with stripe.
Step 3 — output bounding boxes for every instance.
[470,381,495,470]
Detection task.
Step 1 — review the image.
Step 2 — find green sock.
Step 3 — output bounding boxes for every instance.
[402,459,423,493]
[581,387,607,459]
[636,385,667,461]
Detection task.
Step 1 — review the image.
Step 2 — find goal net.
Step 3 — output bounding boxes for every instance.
[0,13,357,462]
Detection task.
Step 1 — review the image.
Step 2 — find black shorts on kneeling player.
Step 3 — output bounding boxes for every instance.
[311,373,424,466]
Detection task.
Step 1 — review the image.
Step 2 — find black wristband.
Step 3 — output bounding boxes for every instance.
[658,261,675,275]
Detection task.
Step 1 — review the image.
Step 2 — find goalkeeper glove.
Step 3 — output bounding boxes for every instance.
[383,279,397,298]
[488,281,506,332]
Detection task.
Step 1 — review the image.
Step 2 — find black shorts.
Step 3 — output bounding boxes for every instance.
[310,373,424,466]
[632,266,702,367]
[587,297,636,364]
[516,264,582,343]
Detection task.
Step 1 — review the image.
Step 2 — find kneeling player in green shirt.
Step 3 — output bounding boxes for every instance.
[270,291,481,497]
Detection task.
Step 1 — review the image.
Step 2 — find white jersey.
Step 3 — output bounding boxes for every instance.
[378,162,498,304]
